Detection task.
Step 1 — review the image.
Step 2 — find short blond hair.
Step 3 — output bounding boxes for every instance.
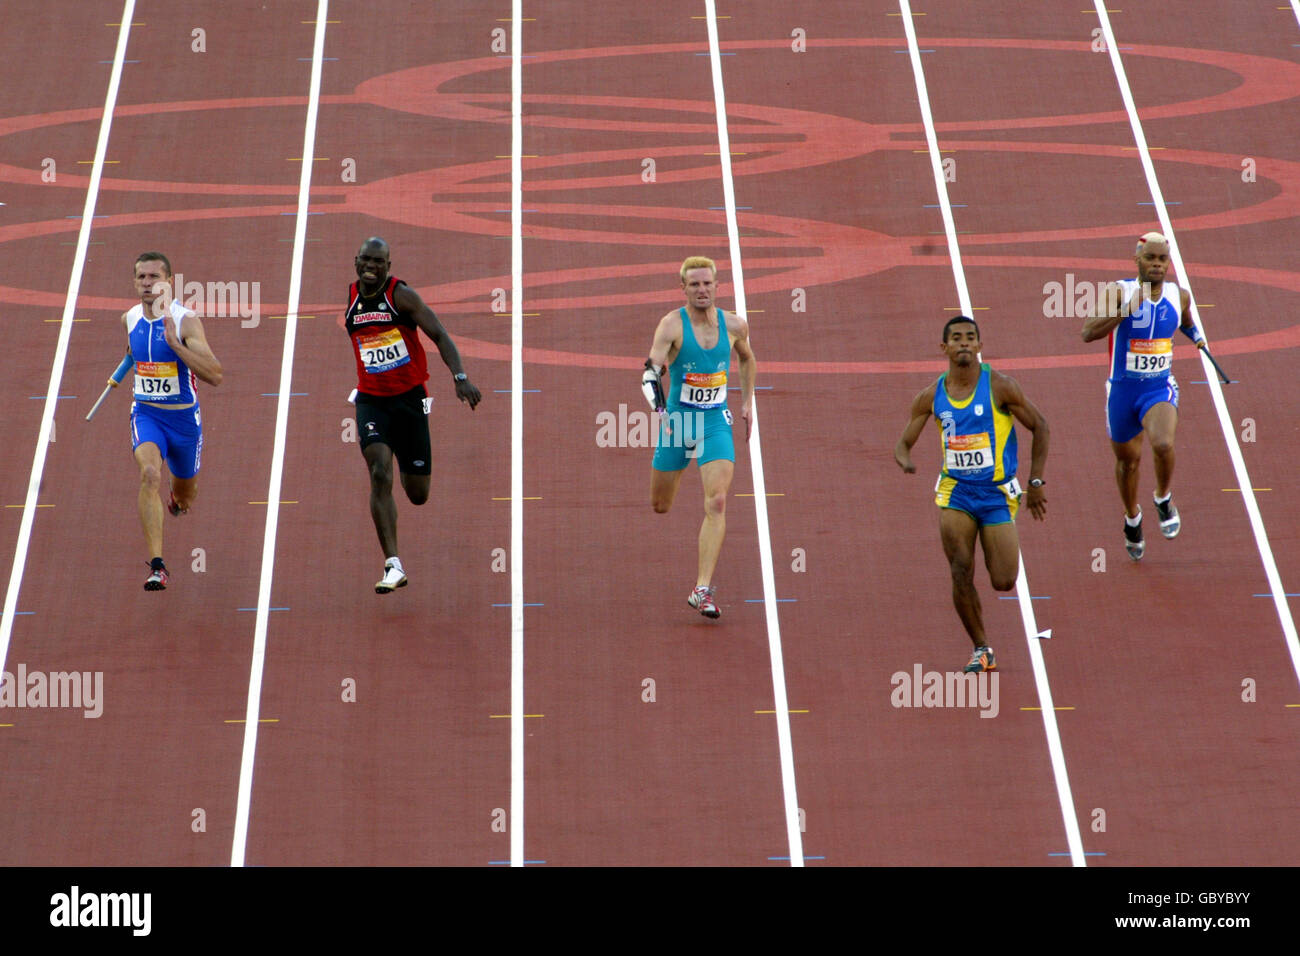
[1135,231,1168,256]
[680,256,717,283]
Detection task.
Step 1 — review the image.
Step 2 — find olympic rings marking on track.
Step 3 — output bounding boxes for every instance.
[4,38,1300,372]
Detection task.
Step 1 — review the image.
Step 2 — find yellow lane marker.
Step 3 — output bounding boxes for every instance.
[225,719,279,723]
[755,709,810,714]
[78,160,120,165]
[1222,488,1271,492]
[490,714,544,718]
[736,493,784,497]
[492,497,542,500]
[249,500,299,505]
[5,505,54,509]
[1021,706,1075,711]
[44,319,90,322]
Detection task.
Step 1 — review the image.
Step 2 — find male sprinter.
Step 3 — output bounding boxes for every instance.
[642,256,755,618]
[346,237,481,593]
[894,317,1049,673]
[124,252,223,590]
[1081,231,1207,560]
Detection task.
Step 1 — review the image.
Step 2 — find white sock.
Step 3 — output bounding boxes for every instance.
[1154,491,1171,505]
[386,556,403,572]
[1126,511,1142,527]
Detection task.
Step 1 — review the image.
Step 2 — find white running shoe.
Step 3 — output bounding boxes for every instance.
[375,564,408,594]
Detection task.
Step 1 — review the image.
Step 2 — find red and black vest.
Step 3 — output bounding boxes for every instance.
[344,276,429,395]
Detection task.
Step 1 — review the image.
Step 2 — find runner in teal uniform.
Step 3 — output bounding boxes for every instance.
[895,317,1050,673]
[642,256,756,619]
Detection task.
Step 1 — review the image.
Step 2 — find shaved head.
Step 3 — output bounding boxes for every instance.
[358,236,390,258]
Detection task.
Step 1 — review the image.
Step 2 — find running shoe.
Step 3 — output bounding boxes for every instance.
[375,564,408,594]
[144,565,169,591]
[1124,513,1145,561]
[687,585,720,619]
[963,645,996,673]
[167,488,189,517]
[1154,494,1180,539]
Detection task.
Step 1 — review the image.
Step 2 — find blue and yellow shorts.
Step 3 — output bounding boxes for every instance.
[935,475,1022,527]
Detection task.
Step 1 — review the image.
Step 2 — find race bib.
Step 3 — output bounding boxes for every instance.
[945,433,992,473]
[358,327,410,374]
[998,476,1023,499]
[681,370,727,409]
[1125,337,1172,377]
[134,361,179,398]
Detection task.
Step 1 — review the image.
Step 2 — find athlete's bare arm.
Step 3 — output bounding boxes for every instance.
[647,310,683,370]
[1080,281,1131,342]
[1178,287,1207,349]
[894,382,937,474]
[992,371,1048,520]
[163,312,223,386]
[394,283,481,409]
[726,311,756,441]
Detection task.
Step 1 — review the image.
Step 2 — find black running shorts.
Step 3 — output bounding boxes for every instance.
[355,384,432,475]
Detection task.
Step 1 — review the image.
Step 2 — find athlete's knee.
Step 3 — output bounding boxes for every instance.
[368,458,393,489]
[138,462,161,490]
[652,495,671,514]
[991,573,1016,592]
[949,557,974,585]
[406,484,429,506]
[1150,435,1175,458]
[704,490,727,517]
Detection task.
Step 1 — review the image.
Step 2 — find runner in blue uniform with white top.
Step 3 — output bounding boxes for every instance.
[122,253,223,590]
[642,256,755,619]
[895,317,1049,673]
[1081,232,1208,560]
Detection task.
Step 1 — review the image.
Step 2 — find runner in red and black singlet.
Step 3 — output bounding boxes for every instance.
[346,236,482,594]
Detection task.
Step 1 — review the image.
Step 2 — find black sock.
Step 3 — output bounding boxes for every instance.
[150,557,166,571]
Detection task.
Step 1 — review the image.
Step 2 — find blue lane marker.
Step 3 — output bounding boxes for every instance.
[1049,851,1106,857]
[65,215,108,219]
[14,611,35,616]
[894,50,935,53]
[298,57,339,61]
[745,598,797,603]
[1138,201,1180,205]
[488,860,546,865]
[28,395,76,400]
[493,389,541,393]
[99,60,140,64]
[730,385,772,391]
[768,855,826,861]
[492,603,544,607]
[261,392,309,397]
[709,206,752,210]
[493,209,538,213]
[1000,595,1050,600]
[924,203,966,208]
[237,607,290,612]
[1254,593,1300,597]
[279,211,323,215]
[696,52,737,56]
[1189,380,1239,384]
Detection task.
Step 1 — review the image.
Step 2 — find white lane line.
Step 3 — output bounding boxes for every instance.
[1094,3,1300,686]
[230,0,328,868]
[510,0,526,870]
[704,0,805,868]
[0,4,135,685]
[898,0,1086,867]
[1291,1,1300,31]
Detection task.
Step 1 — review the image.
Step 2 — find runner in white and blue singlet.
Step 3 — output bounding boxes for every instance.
[1081,232,1209,561]
[896,316,1050,674]
[642,256,756,620]
[121,252,223,591]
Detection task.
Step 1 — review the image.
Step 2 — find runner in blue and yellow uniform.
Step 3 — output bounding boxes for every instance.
[895,317,1049,673]
[121,252,223,591]
[642,256,756,619]
[1082,232,1208,561]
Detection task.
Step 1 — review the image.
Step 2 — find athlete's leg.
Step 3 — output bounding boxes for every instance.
[1142,402,1178,498]
[171,474,199,511]
[939,508,985,646]
[364,442,399,558]
[979,522,1021,593]
[697,459,734,587]
[1111,433,1144,519]
[134,442,165,560]
[651,466,686,514]
[399,472,430,506]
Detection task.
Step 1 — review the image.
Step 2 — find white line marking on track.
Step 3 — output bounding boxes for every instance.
[898,0,1087,867]
[1094,2,1300,688]
[230,0,329,868]
[704,0,805,868]
[0,3,135,691]
[1292,1,1300,31]
[510,0,526,870]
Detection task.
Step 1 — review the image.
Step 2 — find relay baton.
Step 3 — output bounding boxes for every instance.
[1201,344,1232,385]
[85,354,133,421]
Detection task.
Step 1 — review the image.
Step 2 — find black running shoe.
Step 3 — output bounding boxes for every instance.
[1124,514,1145,561]
[1154,494,1180,539]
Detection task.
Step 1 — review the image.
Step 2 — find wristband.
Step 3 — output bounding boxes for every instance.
[1179,323,1205,346]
